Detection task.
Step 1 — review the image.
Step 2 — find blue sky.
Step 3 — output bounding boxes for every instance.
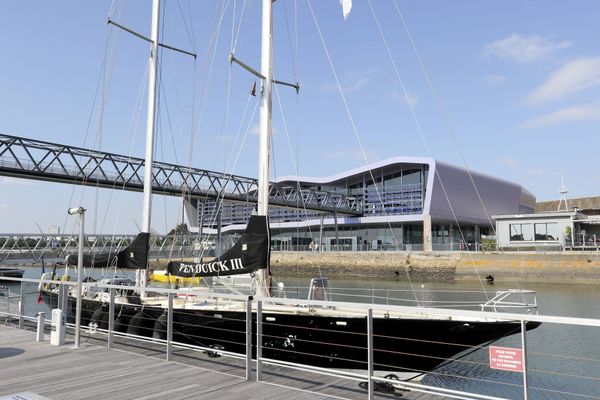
[1,1,599,234]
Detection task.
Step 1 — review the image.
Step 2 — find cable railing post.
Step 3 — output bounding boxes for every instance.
[521,320,529,400]
[18,279,24,329]
[36,311,45,341]
[167,292,173,361]
[108,288,115,350]
[367,307,374,400]
[256,300,263,382]
[60,283,68,312]
[246,296,252,381]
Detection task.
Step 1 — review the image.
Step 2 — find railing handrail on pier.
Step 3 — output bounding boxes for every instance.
[3,276,600,400]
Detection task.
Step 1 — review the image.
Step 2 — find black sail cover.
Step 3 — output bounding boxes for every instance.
[66,232,150,269]
[167,215,270,278]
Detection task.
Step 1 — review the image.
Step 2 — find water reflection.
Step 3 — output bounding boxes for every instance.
[279,276,600,399]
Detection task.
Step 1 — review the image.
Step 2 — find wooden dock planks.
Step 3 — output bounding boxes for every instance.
[0,325,448,400]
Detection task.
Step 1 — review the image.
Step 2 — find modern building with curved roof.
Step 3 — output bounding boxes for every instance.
[186,157,535,251]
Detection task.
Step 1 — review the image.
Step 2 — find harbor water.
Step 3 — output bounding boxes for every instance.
[4,266,599,399]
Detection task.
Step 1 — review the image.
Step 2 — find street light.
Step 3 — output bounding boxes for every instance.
[67,207,86,216]
[68,206,86,348]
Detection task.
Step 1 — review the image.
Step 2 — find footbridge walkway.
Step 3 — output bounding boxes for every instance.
[0,134,362,215]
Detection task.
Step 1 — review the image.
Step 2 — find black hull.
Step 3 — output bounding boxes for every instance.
[42,291,539,374]
[0,267,24,280]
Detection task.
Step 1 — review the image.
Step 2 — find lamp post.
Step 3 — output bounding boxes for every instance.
[68,207,86,348]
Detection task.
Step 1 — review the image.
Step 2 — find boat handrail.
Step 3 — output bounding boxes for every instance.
[481,289,538,314]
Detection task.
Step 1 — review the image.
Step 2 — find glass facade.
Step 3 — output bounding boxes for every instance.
[190,162,490,249]
[197,163,429,227]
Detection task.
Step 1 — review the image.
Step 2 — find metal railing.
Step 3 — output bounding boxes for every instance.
[1,276,600,399]
[566,233,600,251]
[269,242,483,252]
[0,233,239,264]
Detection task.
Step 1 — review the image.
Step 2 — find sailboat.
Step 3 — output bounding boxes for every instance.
[41,0,540,380]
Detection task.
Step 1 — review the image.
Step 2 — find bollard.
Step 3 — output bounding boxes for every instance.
[36,312,45,342]
[50,308,65,346]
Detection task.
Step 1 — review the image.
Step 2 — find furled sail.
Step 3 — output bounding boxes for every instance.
[167,215,270,278]
[66,232,149,269]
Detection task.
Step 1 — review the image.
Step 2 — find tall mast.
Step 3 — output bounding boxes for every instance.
[136,0,160,291]
[254,0,273,297]
[142,0,160,234]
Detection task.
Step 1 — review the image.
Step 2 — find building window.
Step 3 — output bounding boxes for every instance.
[510,223,533,241]
[534,223,559,241]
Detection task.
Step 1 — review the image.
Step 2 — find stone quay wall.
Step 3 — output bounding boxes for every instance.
[270,251,600,284]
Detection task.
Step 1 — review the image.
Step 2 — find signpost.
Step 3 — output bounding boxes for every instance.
[489,346,524,372]
[489,341,529,399]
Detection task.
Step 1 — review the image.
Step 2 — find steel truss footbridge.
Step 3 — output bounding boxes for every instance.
[0,134,362,215]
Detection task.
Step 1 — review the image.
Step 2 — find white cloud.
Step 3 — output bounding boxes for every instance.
[214,134,233,144]
[525,169,547,176]
[248,124,278,136]
[391,90,419,107]
[519,102,600,129]
[480,74,508,86]
[526,57,600,104]
[0,204,7,215]
[484,34,571,64]
[497,157,519,167]
[323,149,377,162]
[249,124,259,135]
[319,68,380,94]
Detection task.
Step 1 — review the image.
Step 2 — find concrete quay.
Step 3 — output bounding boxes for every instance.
[270,251,600,285]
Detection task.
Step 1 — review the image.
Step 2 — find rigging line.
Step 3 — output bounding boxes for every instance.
[231,0,249,53]
[156,18,199,173]
[391,0,522,294]
[185,0,197,50]
[230,0,237,54]
[306,2,398,249]
[100,66,149,269]
[306,0,420,304]
[393,1,495,237]
[155,57,194,260]
[157,1,169,238]
[293,0,305,243]
[219,34,235,172]
[65,4,126,239]
[62,4,125,238]
[179,62,198,259]
[178,19,198,228]
[157,65,197,252]
[108,0,121,19]
[176,0,195,51]
[186,1,242,261]
[367,0,490,297]
[203,0,235,173]
[189,98,259,272]
[191,0,231,174]
[281,0,298,81]
[226,92,254,169]
[273,79,317,242]
[273,83,321,264]
[202,100,259,250]
[156,75,171,241]
[104,64,150,240]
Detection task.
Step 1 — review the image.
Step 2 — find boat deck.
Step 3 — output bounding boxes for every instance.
[0,324,451,400]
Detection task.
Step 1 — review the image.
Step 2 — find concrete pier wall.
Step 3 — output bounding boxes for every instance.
[270,251,600,284]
